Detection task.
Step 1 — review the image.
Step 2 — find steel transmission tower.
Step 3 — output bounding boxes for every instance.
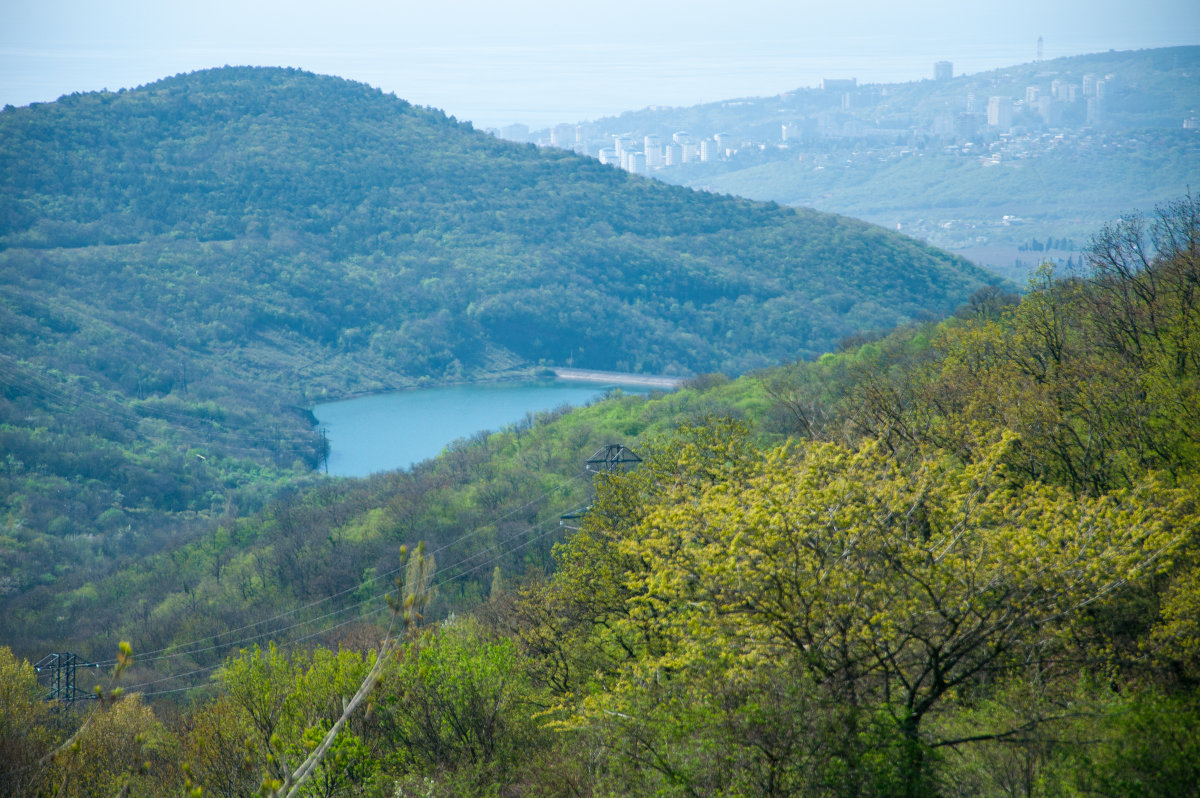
[34,652,103,704]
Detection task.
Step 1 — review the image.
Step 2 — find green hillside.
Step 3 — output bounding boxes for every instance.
[0,66,999,650]
[1,198,1196,798]
[1,66,995,379]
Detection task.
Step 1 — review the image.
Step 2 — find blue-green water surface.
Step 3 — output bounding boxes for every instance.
[312,380,651,477]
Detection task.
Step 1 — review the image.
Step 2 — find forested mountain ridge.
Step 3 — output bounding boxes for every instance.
[0,66,998,643]
[1,66,996,377]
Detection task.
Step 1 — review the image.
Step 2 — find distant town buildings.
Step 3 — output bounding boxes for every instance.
[1038,95,1059,125]
[987,96,1013,130]
[502,61,1167,180]
[550,124,576,148]
[644,134,664,167]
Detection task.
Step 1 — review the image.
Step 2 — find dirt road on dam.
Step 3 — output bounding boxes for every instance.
[552,368,686,390]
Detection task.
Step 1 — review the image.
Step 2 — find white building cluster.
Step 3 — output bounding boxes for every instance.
[485,59,1160,180]
[596,130,734,174]
[988,72,1111,131]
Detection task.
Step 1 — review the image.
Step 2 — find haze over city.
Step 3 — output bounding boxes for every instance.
[3,0,1197,129]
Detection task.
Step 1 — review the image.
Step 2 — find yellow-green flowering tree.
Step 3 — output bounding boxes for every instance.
[538,423,1190,796]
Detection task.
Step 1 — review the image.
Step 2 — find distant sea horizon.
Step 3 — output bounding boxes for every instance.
[1,37,1188,130]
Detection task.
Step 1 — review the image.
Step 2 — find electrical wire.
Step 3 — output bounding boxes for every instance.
[102,472,584,668]
[121,496,585,697]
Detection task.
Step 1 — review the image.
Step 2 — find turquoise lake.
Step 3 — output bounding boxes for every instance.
[311,380,654,477]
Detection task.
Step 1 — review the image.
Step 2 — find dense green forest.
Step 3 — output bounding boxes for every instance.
[2,197,1197,796]
[0,66,1000,630]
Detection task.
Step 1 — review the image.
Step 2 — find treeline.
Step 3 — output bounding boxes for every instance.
[1018,237,1076,252]
[3,199,1197,796]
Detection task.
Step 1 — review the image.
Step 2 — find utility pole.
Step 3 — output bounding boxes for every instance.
[34,652,103,704]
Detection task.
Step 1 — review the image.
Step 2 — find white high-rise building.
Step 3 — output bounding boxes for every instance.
[987,96,1013,130]
[644,135,664,167]
[550,124,576,148]
[614,135,637,158]
[1038,95,1058,125]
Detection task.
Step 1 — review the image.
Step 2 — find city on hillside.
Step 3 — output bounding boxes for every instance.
[497,51,1195,174]
[486,47,1200,278]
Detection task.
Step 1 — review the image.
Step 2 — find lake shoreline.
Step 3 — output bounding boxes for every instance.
[310,367,684,408]
[311,376,673,477]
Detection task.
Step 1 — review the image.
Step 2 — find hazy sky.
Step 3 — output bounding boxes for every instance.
[3,0,1197,128]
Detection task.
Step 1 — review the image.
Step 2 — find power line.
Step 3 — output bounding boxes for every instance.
[103,474,584,668]
[121,506,576,696]
[108,473,591,693]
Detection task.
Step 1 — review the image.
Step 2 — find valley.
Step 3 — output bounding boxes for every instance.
[0,58,1197,798]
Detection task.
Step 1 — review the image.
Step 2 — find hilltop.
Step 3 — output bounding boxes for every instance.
[1,66,997,378]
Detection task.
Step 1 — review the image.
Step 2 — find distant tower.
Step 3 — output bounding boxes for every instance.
[934,61,953,81]
[1037,36,1044,62]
